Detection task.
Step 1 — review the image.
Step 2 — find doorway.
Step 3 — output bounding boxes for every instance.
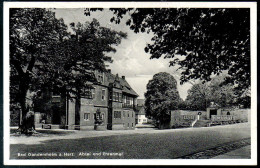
[52,103,61,124]
[210,109,217,119]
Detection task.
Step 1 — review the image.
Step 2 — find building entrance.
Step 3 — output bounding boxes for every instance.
[210,109,217,119]
[52,103,61,124]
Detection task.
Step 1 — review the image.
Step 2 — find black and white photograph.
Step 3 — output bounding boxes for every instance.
[3,1,257,165]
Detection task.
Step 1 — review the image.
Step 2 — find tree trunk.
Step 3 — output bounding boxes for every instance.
[75,91,81,125]
[18,73,35,134]
[11,55,36,134]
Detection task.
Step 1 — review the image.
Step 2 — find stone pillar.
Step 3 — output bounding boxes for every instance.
[34,112,41,124]
[206,108,210,119]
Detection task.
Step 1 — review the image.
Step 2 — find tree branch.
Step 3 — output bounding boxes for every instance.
[10,59,24,76]
[27,55,35,72]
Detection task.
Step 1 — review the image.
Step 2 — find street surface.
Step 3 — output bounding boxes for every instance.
[9,123,250,159]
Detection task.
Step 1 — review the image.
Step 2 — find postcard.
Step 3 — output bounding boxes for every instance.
[3,1,257,165]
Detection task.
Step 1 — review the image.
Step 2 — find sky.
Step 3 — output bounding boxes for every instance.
[54,8,192,100]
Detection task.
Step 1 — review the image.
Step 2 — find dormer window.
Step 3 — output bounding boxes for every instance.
[96,70,104,84]
[98,74,104,84]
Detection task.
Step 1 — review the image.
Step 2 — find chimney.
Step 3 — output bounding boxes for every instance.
[107,69,111,73]
[122,76,125,80]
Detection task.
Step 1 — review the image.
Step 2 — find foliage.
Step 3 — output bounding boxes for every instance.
[10,8,69,125]
[85,8,250,96]
[10,8,126,133]
[185,82,210,111]
[36,19,127,97]
[144,72,181,128]
[185,74,237,110]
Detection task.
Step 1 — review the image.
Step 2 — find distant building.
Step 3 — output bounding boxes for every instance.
[38,70,138,130]
[170,102,249,129]
[135,99,148,124]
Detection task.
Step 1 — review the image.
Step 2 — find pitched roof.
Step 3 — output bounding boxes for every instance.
[135,106,145,115]
[105,72,139,97]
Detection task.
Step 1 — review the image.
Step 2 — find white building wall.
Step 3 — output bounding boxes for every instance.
[137,114,148,124]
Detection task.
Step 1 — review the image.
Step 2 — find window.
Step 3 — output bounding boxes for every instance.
[126,96,130,105]
[102,89,106,100]
[114,111,121,119]
[115,92,119,101]
[132,123,134,127]
[113,92,116,101]
[96,71,104,83]
[128,123,129,128]
[119,93,122,102]
[130,97,133,105]
[84,113,90,121]
[123,95,126,104]
[139,119,141,122]
[143,119,146,122]
[123,95,134,108]
[92,88,96,99]
[98,73,104,83]
[113,92,121,102]
[128,112,129,118]
[123,111,125,118]
[99,75,103,83]
[132,111,134,118]
[101,113,105,120]
[82,88,92,99]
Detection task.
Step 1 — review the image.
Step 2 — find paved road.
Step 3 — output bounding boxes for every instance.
[9,123,250,159]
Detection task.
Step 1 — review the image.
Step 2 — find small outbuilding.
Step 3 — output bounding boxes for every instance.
[206,102,221,119]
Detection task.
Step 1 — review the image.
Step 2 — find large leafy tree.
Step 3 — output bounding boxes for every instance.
[52,19,126,95]
[85,8,250,96]
[144,72,181,129]
[10,8,126,133]
[41,19,126,125]
[10,8,68,133]
[185,74,237,110]
[185,82,210,111]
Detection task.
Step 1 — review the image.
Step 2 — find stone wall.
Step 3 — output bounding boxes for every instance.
[170,109,250,129]
[221,108,250,122]
[170,110,207,128]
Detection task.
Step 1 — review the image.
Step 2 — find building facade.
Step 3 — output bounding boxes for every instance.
[135,99,148,124]
[40,70,138,130]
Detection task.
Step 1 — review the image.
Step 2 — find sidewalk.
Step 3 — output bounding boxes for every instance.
[212,145,251,159]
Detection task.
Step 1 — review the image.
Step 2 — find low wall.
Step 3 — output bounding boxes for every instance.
[171,110,206,128]
[211,115,235,121]
[80,125,95,130]
[221,108,249,122]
